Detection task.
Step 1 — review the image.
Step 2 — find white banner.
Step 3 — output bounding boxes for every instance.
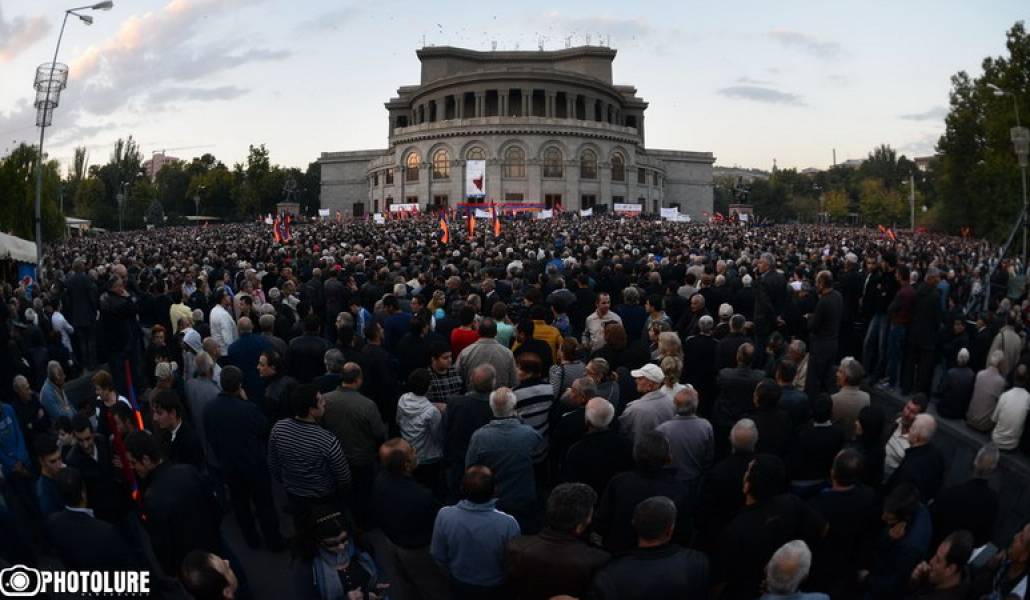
[474,208,492,219]
[373,214,385,224]
[466,159,486,198]
[580,208,593,217]
[389,203,419,213]
[660,207,678,220]
[536,209,553,220]
[614,203,642,215]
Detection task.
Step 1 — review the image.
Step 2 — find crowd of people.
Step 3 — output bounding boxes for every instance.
[1,213,1029,599]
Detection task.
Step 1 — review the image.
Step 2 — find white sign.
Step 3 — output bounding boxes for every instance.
[466,159,486,198]
[389,203,419,213]
[660,207,678,220]
[536,209,553,220]
[580,208,593,217]
[614,203,642,215]
[373,214,386,224]
[474,208,492,219]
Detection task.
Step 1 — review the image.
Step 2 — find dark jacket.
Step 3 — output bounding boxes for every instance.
[506,528,611,600]
[887,443,946,503]
[369,471,440,549]
[141,461,222,575]
[561,428,633,500]
[45,509,144,571]
[203,392,270,478]
[590,543,709,600]
[596,467,692,555]
[288,334,331,384]
[227,332,272,403]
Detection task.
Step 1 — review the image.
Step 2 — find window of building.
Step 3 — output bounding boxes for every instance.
[385,169,394,185]
[432,149,450,179]
[505,193,524,202]
[544,194,562,210]
[466,147,486,160]
[372,173,378,187]
[353,203,365,218]
[611,153,625,182]
[503,147,526,178]
[581,194,597,209]
[580,150,597,180]
[543,148,563,178]
[405,152,420,182]
[637,168,646,184]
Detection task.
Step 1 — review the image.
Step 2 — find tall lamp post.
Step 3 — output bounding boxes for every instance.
[988,83,1029,266]
[33,1,114,267]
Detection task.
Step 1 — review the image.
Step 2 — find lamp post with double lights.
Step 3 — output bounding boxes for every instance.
[32,1,114,266]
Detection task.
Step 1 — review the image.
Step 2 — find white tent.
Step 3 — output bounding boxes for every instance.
[0,232,37,264]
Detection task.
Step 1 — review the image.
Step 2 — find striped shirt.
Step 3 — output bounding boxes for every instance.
[267,418,351,499]
[514,379,555,462]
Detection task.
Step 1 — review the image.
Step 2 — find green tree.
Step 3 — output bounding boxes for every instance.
[0,144,64,244]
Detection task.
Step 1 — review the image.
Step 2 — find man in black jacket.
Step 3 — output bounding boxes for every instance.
[124,431,222,577]
[202,366,284,551]
[590,496,709,599]
[45,467,145,572]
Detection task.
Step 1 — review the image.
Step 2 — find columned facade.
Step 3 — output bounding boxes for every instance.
[321,46,714,218]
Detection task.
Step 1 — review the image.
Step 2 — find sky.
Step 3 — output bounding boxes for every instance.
[0,0,1024,174]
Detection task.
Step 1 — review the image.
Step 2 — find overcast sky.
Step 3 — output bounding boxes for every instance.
[0,0,1024,174]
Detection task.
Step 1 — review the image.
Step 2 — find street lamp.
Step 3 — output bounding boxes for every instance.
[32,1,114,266]
[989,83,1029,266]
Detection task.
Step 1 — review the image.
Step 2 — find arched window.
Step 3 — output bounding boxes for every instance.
[580,150,597,180]
[543,148,563,178]
[405,152,420,182]
[503,146,526,178]
[611,153,625,182]
[466,147,486,161]
[432,149,450,179]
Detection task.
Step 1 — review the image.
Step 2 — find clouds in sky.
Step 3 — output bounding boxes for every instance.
[0,5,51,64]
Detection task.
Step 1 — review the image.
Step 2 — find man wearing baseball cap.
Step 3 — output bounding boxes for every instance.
[619,363,676,443]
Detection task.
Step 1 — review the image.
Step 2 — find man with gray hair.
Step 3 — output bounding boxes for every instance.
[443,364,497,500]
[466,387,543,530]
[656,386,712,499]
[931,443,1000,547]
[887,413,945,502]
[590,496,710,599]
[761,540,827,599]
[227,315,272,403]
[562,398,633,499]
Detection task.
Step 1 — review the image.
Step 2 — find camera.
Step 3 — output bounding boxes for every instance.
[0,565,41,597]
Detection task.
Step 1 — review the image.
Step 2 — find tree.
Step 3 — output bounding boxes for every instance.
[0,144,64,244]
[824,189,850,221]
[936,21,1029,240]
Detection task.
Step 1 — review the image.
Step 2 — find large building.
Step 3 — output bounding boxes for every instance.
[319,45,714,217]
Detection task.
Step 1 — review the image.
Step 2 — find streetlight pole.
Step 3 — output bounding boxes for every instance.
[989,83,1029,266]
[32,1,114,267]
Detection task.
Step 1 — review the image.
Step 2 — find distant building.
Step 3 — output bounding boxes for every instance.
[143,152,181,181]
[319,45,715,218]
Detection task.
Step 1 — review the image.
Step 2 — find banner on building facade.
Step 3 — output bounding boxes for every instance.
[466,160,486,198]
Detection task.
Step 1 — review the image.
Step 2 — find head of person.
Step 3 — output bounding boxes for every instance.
[257,351,282,380]
[151,390,185,432]
[584,397,615,431]
[180,551,239,600]
[379,438,417,475]
[461,465,495,504]
[545,483,597,537]
[631,363,665,394]
[489,387,517,418]
[830,448,865,488]
[765,540,815,596]
[34,432,63,478]
[633,430,671,471]
[124,430,164,479]
[632,496,677,547]
[744,454,787,504]
[290,384,326,420]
